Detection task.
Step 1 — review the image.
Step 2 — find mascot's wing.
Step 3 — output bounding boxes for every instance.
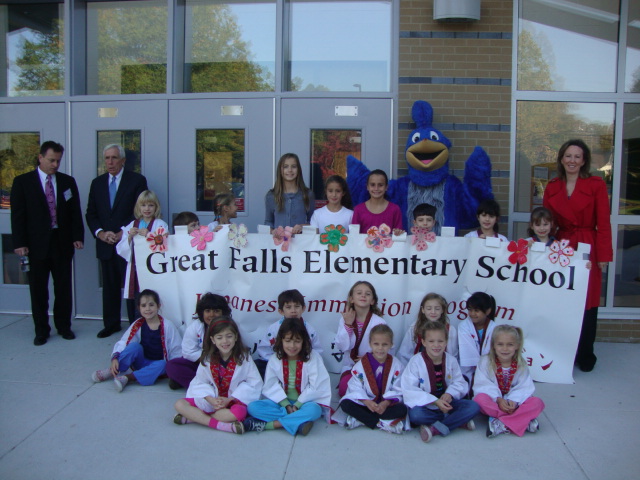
[455,146,494,229]
[346,155,371,206]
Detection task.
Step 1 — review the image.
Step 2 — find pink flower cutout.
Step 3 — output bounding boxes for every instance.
[273,226,293,252]
[507,238,529,265]
[365,223,394,253]
[549,239,574,267]
[190,225,214,251]
[411,226,436,251]
[146,227,168,252]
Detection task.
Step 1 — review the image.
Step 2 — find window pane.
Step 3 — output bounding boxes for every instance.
[288,0,391,92]
[514,101,614,212]
[196,129,245,212]
[2,2,64,97]
[2,234,27,285]
[621,104,640,215]
[310,129,361,207]
[0,132,40,210]
[625,1,640,92]
[518,0,619,92]
[184,0,275,93]
[96,131,142,175]
[87,1,167,95]
[614,226,640,307]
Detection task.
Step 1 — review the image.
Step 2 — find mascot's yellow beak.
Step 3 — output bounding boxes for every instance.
[406,140,449,172]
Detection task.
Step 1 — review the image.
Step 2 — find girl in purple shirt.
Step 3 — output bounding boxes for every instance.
[351,170,404,235]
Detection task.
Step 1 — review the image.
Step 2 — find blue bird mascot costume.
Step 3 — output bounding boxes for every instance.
[347,100,493,233]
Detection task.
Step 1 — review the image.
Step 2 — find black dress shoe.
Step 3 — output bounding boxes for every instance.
[97,326,122,338]
[59,330,76,340]
[34,336,47,346]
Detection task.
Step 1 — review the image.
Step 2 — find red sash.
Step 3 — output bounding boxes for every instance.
[210,358,237,398]
[283,359,304,396]
[361,353,393,402]
[495,358,518,396]
[126,315,167,360]
[350,311,373,363]
[421,350,446,397]
[127,218,155,298]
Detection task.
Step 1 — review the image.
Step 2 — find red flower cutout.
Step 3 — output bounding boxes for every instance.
[507,238,529,265]
[146,227,168,252]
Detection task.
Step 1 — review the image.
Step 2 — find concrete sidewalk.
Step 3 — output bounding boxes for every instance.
[0,314,638,480]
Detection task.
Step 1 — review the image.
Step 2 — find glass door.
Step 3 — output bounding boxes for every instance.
[280,99,394,206]
[71,100,168,318]
[168,98,275,231]
[0,103,66,313]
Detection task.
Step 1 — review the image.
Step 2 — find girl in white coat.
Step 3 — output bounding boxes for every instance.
[458,291,498,381]
[335,280,388,396]
[473,325,545,437]
[173,317,262,434]
[116,190,168,324]
[397,292,458,365]
[92,289,181,392]
[402,321,479,443]
[334,324,407,433]
[245,318,331,436]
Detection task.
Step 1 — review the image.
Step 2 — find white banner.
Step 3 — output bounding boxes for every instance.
[135,226,589,384]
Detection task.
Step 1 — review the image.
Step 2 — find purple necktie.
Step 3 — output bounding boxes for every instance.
[46,174,57,227]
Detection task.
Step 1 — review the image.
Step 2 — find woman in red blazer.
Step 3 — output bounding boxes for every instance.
[543,139,613,372]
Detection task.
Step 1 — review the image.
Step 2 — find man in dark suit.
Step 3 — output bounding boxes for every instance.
[11,141,85,346]
[86,144,147,338]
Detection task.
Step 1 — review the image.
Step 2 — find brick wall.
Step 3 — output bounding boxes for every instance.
[398,0,512,214]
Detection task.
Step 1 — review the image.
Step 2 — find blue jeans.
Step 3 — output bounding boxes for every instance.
[408,399,479,436]
[117,342,166,386]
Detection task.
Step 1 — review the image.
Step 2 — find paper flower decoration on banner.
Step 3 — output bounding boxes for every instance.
[320,224,348,252]
[146,227,168,252]
[228,223,248,248]
[365,224,393,253]
[190,226,214,251]
[410,226,436,251]
[507,238,529,265]
[549,239,574,267]
[273,226,293,252]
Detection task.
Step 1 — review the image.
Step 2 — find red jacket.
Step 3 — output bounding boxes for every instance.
[543,176,613,309]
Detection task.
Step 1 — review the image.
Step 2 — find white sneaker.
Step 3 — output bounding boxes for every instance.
[92,368,113,382]
[114,375,128,392]
[487,417,509,438]
[345,415,364,430]
[378,419,403,434]
[527,418,539,433]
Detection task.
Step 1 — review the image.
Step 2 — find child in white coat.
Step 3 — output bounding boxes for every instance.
[473,325,545,437]
[92,289,181,392]
[402,321,479,443]
[173,317,262,434]
[458,291,498,381]
[397,292,458,365]
[335,324,406,433]
[244,318,331,436]
[116,190,168,324]
[335,280,388,396]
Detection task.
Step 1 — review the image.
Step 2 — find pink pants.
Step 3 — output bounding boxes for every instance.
[474,393,545,437]
[184,397,248,421]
